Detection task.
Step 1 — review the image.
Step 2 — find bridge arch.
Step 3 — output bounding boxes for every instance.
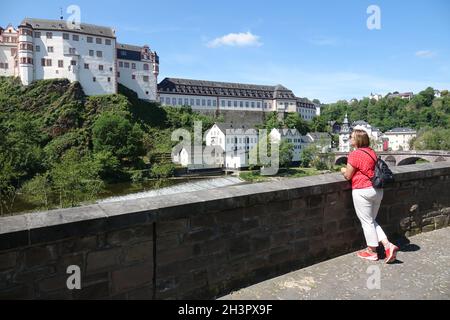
[398,157,429,166]
[335,156,348,166]
[384,155,396,167]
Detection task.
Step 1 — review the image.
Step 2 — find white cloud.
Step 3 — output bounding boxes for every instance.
[207,32,262,48]
[415,50,436,58]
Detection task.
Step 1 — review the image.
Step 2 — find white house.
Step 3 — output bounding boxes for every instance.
[307,132,333,153]
[269,128,310,162]
[369,93,382,101]
[205,122,258,169]
[382,128,417,151]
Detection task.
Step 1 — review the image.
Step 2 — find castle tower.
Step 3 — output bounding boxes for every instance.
[339,113,351,152]
[18,22,34,85]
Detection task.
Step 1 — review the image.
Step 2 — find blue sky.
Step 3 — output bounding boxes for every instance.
[2,0,449,103]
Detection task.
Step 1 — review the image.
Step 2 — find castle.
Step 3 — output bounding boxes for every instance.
[0,18,159,100]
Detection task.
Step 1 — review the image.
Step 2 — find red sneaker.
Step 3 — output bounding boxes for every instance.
[385,243,399,264]
[357,249,378,261]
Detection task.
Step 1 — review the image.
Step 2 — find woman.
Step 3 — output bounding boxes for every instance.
[340,126,399,263]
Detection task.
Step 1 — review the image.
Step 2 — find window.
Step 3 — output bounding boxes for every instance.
[41,58,45,66]
[251,102,255,108]
[207,100,212,107]
[35,45,40,52]
[46,46,53,53]
[46,32,53,39]
[257,102,261,108]
[107,77,111,82]
[93,77,96,82]
[89,50,94,57]
[84,63,89,69]
[46,59,52,66]
[172,98,177,105]
[212,100,217,107]
[96,38,102,44]
[178,98,183,105]
[11,48,17,56]
[190,99,194,106]
[58,60,64,68]
[124,62,129,68]
[62,33,69,40]
[143,64,149,71]
[105,39,111,45]
[72,34,79,41]
[118,61,123,67]
[143,76,149,82]
[131,63,136,69]
[228,101,232,107]
[234,101,238,107]
[69,48,76,54]
[109,67,113,72]
[71,60,76,66]
[87,36,93,43]
[132,74,136,80]
[202,99,206,106]
[221,100,225,107]
[35,31,41,38]
[184,98,189,105]
[99,65,104,71]
[240,101,243,108]
[166,97,170,104]
[117,72,120,78]
[196,99,200,106]
[245,101,249,108]
[96,51,102,57]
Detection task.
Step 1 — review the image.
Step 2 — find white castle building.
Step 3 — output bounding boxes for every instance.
[0,18,159,100]
[158,78,318,121]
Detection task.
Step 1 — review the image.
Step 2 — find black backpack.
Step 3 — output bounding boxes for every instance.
[358,149,395,188]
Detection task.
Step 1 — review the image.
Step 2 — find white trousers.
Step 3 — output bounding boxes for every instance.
[352,187,387,247]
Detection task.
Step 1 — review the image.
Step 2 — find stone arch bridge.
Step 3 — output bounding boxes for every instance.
[333,150,450,166]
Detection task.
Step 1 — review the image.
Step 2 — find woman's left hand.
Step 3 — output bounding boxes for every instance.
[340,167,347,174]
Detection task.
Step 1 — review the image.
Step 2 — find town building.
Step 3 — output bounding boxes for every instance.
[296,98,317,121]
[269,128,311,162]
[306,132,333,153]
[387,92,414,100]
[158,78,318,121]
[205,122,259,169]
[382,128,417,151]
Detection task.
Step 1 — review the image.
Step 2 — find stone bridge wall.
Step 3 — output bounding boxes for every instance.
[0,162,449,300]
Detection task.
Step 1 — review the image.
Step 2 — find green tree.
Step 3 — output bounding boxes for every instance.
[92,112,145,163]
[279,140,294,169]
[50,149,104,208]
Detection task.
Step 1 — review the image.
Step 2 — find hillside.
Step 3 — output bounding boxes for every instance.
[0,77,219,214]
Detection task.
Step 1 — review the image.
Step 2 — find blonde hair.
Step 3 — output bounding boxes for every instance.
[352,130,370,148]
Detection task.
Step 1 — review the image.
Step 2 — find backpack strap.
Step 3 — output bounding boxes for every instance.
[356,149,377,180]
[358,148,377,164]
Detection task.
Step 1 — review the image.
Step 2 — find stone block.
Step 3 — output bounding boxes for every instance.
[111,263,153,295]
